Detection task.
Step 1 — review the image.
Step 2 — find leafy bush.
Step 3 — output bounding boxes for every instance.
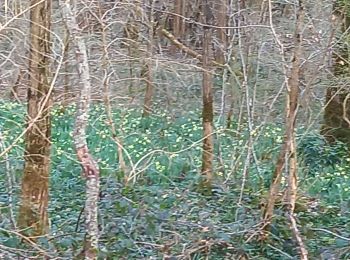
[298,132,349,174]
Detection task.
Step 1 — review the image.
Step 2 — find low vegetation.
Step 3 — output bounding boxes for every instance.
[0,101,349,259]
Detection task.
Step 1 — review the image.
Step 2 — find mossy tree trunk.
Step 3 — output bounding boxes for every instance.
[322,1,350,144]
[18,0,52,237]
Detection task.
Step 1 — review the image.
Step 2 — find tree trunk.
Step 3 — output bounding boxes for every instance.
[263,2,308,257]
[61,1,100,259]
[123,0,141,94]
[263,0,300,223]
[97,1,128,178]
[63,23,70,108]
[200,0,214,192]
[283,2,308,258]
[7,0,25,102]
[142,0,155,118]
[171,0,185,54]
[321,1,350,144]
[214,0,228,64]
[10,69,22,102]
[18,0,52,237]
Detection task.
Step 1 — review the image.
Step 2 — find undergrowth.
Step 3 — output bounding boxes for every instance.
[0,100,349,259]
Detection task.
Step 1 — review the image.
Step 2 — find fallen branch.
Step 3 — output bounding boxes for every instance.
[160,28,224,68]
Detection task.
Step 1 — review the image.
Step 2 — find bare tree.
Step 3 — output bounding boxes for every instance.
[262,3,295,221]
[263,2,308,258]
[214,0,228,64]
[142,0,155,117]
[62,22,70,108]
[97,1,128,177]
[284,1,308,258]
[123,0,141,93]
[61,1,100,258]
[200,0,215,191]
[18,0,52,237]
[171,0,186,54]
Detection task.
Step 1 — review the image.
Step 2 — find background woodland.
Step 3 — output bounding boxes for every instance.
[0,0,350,259]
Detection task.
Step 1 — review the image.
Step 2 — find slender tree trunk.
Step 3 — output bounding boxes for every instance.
[61,1,100,259]
[142,0,155,118]
[263,4,307,259]
[10,69,22,102]
[171,0,185,54]
[283,2,308,258]
[63,24,70,107]
[214,0,228,64]
[97,2,128,177]
[9,1,24,102]
[18,0,52,237]
[200,0,214,192]
[226,101,234,128]
[123,0,141,94]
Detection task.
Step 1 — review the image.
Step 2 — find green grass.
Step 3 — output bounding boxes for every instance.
[0,100,349,259]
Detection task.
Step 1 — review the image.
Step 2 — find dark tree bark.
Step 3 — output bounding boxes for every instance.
[214,0,228,64]
[142,0,155,117]
[171,0,186,54]
[18,0,52,237]
[321,1,350,144]
[200,0,215,192]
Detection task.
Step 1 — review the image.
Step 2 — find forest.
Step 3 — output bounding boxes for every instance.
[0,0,350,259]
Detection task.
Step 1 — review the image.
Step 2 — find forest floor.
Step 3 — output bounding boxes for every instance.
[0,100,349,259]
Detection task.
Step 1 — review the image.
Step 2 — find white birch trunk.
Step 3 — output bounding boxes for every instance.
[60,1,100,259]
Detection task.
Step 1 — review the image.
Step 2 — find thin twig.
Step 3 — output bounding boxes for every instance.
[311,228,350,241]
